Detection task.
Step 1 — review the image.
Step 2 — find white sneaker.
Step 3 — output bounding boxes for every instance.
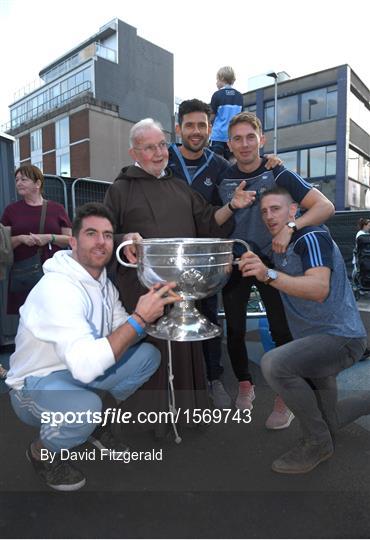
[210,380,232,408]
[265,395,294,430]
[235,381,255,410]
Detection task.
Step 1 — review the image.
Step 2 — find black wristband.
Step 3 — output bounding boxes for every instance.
[133,311,148,326]
[228,202,237,213]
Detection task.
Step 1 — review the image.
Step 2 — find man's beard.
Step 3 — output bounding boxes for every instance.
[182,137,208,153]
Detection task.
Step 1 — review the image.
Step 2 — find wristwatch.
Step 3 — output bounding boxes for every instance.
[264,268,278,285]
[286,221,297,233]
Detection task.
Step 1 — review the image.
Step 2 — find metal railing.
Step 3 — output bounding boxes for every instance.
[43,175,69,212]
[71,177,111,216]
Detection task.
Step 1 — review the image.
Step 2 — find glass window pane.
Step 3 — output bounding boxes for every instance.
[67,75,76,91]
[31,129,42,152]
[56,117,69,149]
[264,101,274,130]
[279,151,298,173]
[348,148,359,181]
[302,89,327,121]
[310,147,326,177]
[348,179,361,207]
[327,90,337,116]
[300,149,308,178]
[57,153,70,176]
[277,96,298,127]
[83,67,91,83]
[75,71,83,87]
[361,158,370,186]
[33,160,43,171]
[350,92,370,133]
[61,80,68,95]
[326,148,336,176]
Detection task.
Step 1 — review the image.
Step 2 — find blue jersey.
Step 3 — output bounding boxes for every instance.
[168,144,230,206]
[210,86,243,142]
[218,159,312,259]
[273,226,366,340]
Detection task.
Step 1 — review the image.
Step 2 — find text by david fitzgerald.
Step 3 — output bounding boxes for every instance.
[40,448,163,464]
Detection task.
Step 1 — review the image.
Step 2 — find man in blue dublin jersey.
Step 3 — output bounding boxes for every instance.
[168,99,233,408]
[239,185,369,474]
[168,100,280,409]
[218,112,334,427]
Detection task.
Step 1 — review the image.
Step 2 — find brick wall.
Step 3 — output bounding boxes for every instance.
[19,134,30,161]
[70,109,89,143]
[70,141,90,177]
[43,152,56,174]
[42,123,55,152]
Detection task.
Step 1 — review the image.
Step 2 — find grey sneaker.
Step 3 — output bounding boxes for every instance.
[210,380,232,408]
[235,381,255,411]
[272,438,334,474]
[265,395,294,430]
[26,445,86,491]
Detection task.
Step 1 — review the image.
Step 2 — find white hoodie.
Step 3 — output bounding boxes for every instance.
[6,250,129,389]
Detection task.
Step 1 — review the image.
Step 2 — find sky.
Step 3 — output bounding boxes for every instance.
[0,0,369,128]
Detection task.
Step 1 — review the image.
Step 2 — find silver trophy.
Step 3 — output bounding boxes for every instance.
[116,238,249,342]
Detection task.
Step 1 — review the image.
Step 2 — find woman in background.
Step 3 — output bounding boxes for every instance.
[1,164,71,314]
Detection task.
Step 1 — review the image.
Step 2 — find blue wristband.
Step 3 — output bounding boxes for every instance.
[127,316,146,336]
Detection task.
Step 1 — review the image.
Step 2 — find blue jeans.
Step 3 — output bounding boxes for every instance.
[10,343,160,452]
[261,334,368,444]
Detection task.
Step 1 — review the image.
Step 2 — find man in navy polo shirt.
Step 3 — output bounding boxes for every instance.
[218,112,334,427]
[239,186,369,474]
[210,66,243,160]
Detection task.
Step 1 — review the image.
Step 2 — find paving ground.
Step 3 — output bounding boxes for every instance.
[1,325,370,538]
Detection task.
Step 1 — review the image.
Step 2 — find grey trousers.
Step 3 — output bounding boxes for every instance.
[261,334,369,444]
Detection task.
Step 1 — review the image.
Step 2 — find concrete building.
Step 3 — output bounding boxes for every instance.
[7,18,174,181]
[244,65,370,210]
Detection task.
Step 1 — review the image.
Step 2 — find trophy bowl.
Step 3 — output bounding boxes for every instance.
[116,238,249,341]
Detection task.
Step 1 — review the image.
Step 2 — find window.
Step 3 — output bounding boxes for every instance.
[348,180,361,208]
[264,85,337,131]
[278,151,298,173]
[264,102,274,130]
[13,138,20,168]
[32,160,43,171]
[56,153,70,177]
[264,95,298,129]
[245,104,256,113]
[55,117,69,149]
[350,92,370,133]
[30,129,42,152]
[278,95,298,127]
[327,86,337,116]
[301,87,337,122]
[348,148,370,185]
[301,145,336,179]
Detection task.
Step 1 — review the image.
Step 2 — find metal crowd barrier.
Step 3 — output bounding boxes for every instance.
[71,177,111,217]
[43,175,68,212]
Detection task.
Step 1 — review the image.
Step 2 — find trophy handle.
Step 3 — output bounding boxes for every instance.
[232,239,250,264]
[116,240,138,268]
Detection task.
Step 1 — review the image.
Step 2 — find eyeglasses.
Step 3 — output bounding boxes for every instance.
[133,141,168,154]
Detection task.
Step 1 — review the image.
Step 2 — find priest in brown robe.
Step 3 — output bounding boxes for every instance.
[104,118,255,438]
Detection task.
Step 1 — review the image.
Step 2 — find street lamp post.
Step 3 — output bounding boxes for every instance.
[266,71,290,155]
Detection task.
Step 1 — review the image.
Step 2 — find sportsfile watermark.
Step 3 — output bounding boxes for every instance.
[41,407,252,427]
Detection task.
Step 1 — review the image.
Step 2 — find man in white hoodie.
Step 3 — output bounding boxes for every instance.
[6,202,179,491]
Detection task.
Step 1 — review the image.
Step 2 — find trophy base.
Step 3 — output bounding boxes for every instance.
[145,302,222,342]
